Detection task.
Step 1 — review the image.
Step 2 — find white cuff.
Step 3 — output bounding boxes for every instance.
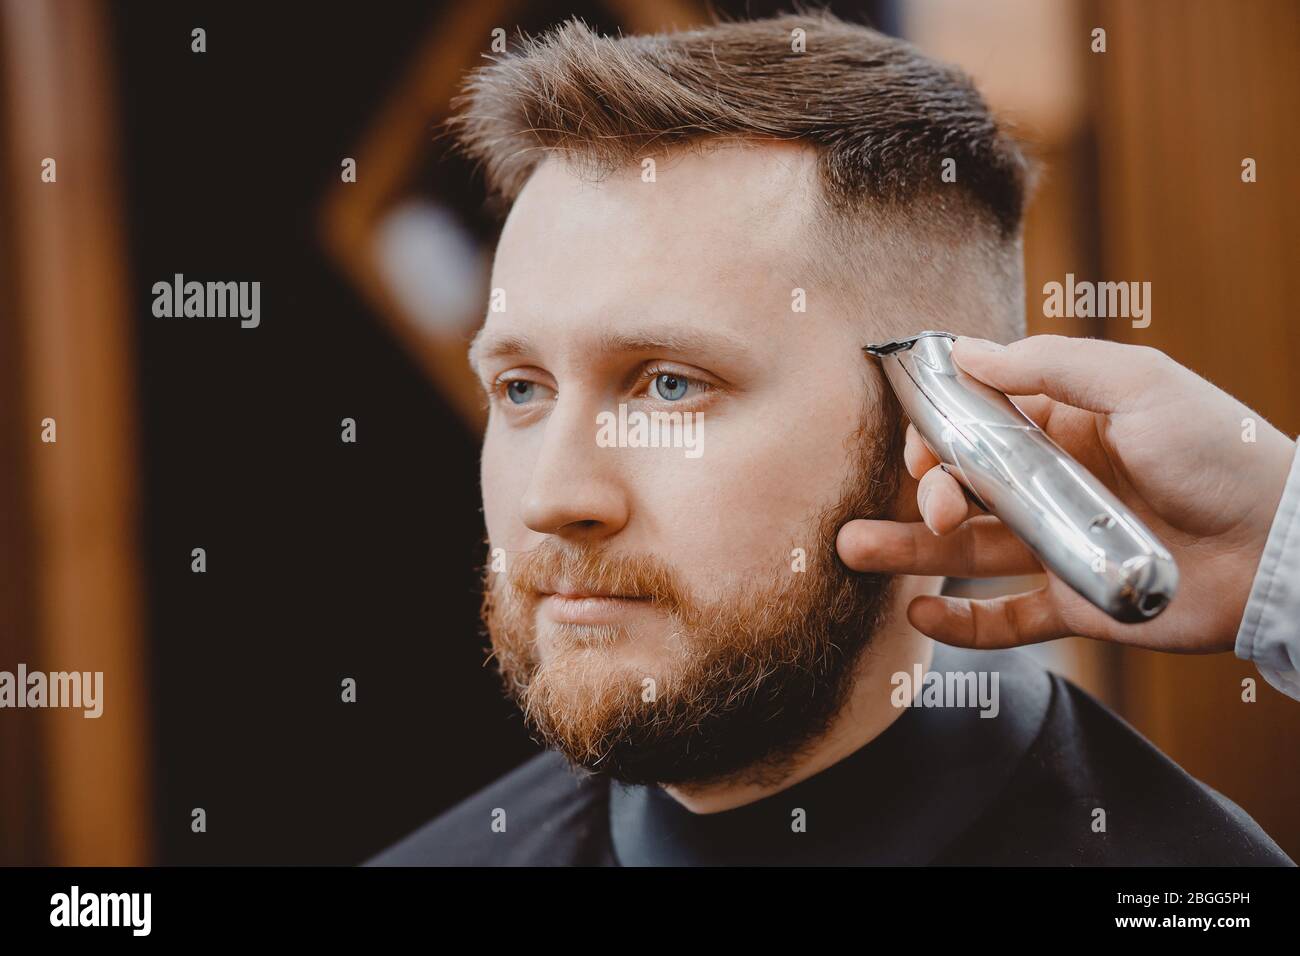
[1235,440,1300,701]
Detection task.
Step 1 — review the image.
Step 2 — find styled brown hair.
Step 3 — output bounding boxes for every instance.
[450,11,1032,239]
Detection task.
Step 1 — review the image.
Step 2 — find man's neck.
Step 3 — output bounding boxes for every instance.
[663,574,942,814]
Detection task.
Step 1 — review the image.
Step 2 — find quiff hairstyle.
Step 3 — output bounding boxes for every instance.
[450,12,1034,340]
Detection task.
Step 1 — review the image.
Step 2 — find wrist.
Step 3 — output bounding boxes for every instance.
[1243,432,1298,548]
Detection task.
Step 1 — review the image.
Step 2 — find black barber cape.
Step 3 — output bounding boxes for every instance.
[367,644,1292,866]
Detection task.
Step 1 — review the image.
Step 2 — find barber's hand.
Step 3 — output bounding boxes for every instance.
[837,334,1296,653]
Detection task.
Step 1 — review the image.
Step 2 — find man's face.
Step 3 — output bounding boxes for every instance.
[472,143,903,788]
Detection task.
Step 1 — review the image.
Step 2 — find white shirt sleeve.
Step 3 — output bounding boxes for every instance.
[1235,439,1300,700]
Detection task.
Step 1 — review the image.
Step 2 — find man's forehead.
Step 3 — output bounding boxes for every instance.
[478,142,830,365]
[498,141,821,267]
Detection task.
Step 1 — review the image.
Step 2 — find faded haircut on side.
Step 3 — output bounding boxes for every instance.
[449,11,1035,343]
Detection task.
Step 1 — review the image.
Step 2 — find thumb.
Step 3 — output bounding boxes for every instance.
[951,334,1167,415]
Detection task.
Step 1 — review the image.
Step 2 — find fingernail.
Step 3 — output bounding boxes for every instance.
[958,337,1006,353]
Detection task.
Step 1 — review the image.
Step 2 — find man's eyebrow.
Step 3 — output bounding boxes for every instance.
[468,325,752,372]
[467,328,528,373]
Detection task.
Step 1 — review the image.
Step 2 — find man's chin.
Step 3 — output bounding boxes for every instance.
[534,618,682,673]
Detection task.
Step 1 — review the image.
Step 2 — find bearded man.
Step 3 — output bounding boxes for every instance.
[368,13,1288,866]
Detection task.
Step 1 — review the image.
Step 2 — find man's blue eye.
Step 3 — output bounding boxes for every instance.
[653,373,689,401]
[506,381,536,404]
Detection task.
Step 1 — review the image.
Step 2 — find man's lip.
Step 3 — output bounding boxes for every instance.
[539,592,652,625]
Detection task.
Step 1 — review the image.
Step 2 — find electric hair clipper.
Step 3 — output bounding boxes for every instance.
[864,331,1178,623]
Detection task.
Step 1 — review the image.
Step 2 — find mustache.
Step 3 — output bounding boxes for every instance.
[500,541,690,612]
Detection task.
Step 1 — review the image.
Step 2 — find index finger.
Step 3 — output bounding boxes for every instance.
[952,334,1174,416]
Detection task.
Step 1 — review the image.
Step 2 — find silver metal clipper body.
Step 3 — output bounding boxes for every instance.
[864,331,1178,623]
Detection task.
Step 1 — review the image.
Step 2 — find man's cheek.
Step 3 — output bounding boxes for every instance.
[631,455,796,579]
[480,435,533,546]
[709,431,840,540]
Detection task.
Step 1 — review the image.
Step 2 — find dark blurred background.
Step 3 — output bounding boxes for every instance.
[1,0,1296,865]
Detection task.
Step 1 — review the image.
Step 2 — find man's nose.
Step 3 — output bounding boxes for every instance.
[521,399,629,540]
